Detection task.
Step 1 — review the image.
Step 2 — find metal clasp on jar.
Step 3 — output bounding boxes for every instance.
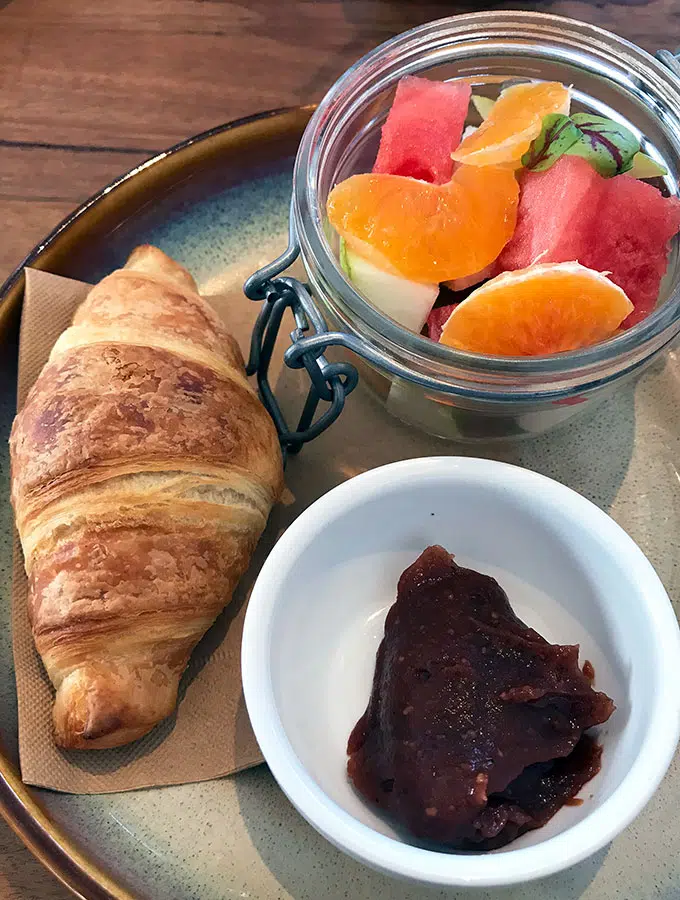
[244,209,358,458]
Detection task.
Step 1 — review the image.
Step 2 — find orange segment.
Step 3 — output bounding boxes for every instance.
[327,166,519,283]
[439,262,633,356]
[452,82,571,167]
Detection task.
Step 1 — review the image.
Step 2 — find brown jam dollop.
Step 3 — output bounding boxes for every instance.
[348,546,614,851]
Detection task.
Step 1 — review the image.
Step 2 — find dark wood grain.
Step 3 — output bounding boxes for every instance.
[2,0,679,287]
[2,0,678,284]
[0,1,677,897]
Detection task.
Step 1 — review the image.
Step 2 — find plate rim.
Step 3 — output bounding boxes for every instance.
[0,104,313,900]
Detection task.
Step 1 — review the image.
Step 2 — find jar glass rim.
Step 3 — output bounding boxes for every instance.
[293,10,680,380]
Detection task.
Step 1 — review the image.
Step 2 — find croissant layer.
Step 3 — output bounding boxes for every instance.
[11,341,281,525]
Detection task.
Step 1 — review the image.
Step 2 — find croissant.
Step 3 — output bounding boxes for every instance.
[10,245,283,749]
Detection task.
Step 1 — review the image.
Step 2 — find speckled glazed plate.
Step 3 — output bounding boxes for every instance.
[2,108,680,900]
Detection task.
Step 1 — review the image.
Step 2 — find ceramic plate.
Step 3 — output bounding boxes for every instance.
[1,108,680,900]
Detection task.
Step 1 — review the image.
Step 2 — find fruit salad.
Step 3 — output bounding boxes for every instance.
[327,76,680,356]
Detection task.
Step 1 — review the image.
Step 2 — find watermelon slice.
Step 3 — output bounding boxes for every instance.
[427,304,456,342]
[586,176,680,326]
[497,155,680,327]
[373,76,472,184]
[496,157,601,271]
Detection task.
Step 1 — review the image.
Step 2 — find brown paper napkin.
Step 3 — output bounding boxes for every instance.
[12,267,272,794]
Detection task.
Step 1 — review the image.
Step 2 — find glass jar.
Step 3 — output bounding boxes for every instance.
[247,12,680,445]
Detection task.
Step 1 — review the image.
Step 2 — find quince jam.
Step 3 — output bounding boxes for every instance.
[348,546,614,850]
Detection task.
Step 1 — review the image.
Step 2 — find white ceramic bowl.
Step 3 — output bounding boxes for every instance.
[242,457,680,888]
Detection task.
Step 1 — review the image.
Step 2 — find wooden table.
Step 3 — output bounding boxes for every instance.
[1,1,678,897]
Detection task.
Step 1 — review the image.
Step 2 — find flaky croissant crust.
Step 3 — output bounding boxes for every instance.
[10,245,283,749]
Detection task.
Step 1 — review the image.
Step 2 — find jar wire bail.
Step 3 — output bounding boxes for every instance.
[243,202,359,458]
[656,49,680,82]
